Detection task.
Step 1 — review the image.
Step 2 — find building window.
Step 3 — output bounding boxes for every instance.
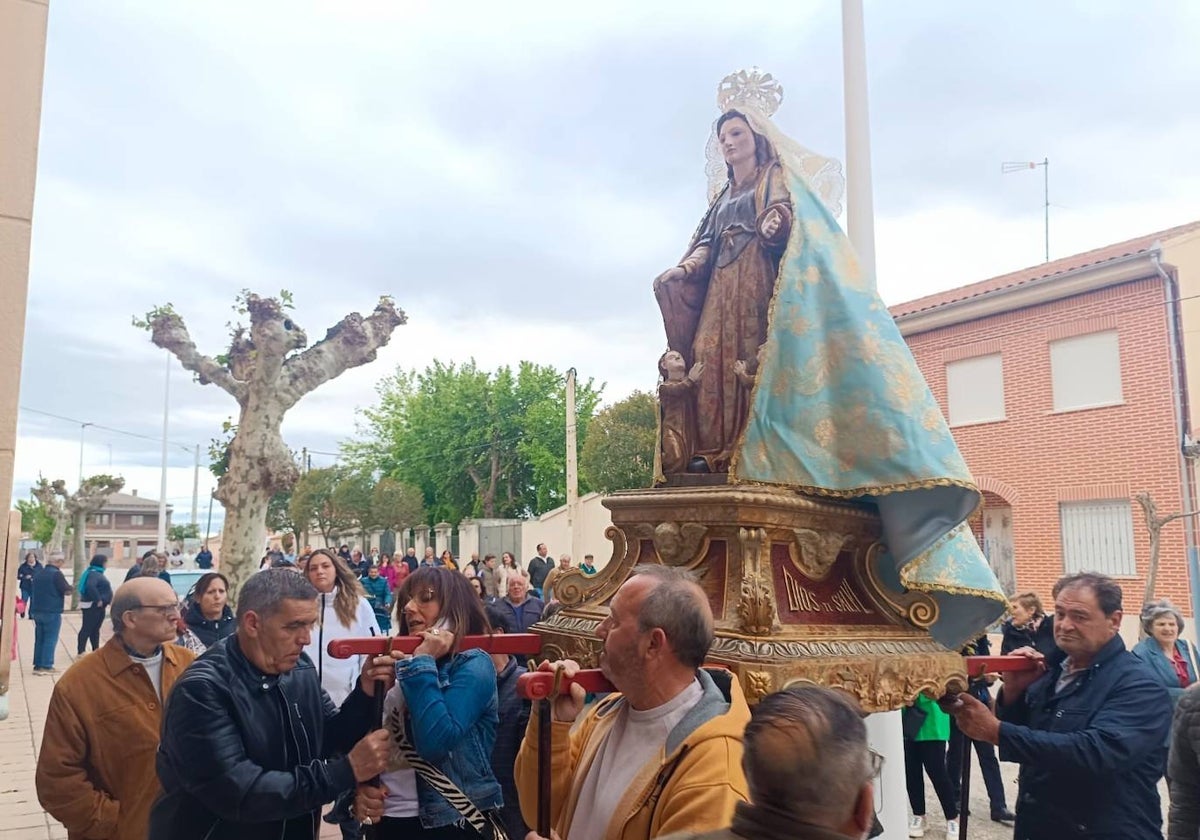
[945,353,1005,426]
[131,515,145,526]
[1060,500,1136,577]
[1050,331,1122,412]
[91,513,110,526]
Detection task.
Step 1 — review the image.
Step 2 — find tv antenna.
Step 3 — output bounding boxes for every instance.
[1002,157,1049,262]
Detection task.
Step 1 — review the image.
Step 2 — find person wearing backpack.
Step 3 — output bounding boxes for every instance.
[77,554,114,654]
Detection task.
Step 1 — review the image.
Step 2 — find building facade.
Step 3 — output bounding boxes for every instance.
[893,222,1200,616]
[84,490,173,562]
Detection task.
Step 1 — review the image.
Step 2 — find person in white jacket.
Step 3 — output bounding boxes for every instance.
[303,548,381,705]
[304,547,381,838]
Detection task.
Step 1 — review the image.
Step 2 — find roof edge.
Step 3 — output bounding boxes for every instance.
[895,249,1163,337]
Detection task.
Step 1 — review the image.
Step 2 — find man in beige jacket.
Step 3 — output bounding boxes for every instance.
[36,577,196,840]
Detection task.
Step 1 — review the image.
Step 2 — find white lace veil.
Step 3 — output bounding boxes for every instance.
[704,68,845,218]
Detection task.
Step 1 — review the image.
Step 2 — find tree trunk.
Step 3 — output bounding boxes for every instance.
[48,517,68,554]
[215,399,296,598]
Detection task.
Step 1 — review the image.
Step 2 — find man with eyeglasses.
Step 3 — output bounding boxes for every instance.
[36,577,196,840]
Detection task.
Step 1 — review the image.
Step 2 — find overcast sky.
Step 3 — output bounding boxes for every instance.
[14,1,1200,535]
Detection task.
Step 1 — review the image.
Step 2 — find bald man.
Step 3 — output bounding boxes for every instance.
[36,577,196,840]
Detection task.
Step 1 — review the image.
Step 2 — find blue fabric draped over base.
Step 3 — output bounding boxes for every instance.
[731,166,1006,647]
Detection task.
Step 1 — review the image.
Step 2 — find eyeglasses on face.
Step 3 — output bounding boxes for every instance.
[129,603,182,618]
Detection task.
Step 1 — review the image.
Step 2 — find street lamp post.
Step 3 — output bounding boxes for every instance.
[78,422,93,486]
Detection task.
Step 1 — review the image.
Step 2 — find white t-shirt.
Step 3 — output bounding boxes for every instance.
[569,679,704,840]
[379,679,420,818]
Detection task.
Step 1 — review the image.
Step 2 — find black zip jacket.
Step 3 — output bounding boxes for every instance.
[150,634,372,840]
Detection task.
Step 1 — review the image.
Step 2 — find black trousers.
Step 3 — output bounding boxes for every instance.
[77,606,105,654]
[947,717,1009,813]
[375,816,486,840]
[905,739,959,819]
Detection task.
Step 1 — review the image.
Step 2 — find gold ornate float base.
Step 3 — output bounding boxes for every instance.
[533,484,967,712]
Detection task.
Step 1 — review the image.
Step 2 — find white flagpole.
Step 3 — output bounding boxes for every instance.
[843,3,906,838]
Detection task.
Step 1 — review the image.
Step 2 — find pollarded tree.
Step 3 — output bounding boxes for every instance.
[138,292,405,595]
[32,475,124,608]
[30,477,71,553]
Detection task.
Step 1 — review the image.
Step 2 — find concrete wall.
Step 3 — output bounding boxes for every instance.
[905,277,1191,612]
[519,492,614,570]
[0,0,48,713]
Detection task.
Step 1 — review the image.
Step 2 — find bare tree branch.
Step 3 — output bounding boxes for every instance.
[148,311,248,401]
[279,297,407,407]
[1160,510,1200,526]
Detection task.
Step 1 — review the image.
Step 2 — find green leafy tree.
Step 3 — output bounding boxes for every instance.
[168,523,200,543]
[266,490,300,544]
[16,497,55,545]
[332,470,377,543]
[371,477,426,535]
[580,391,658,492]
[348,360,602,523]
[290,467,354,546]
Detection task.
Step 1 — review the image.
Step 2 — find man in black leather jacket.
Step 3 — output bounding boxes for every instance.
[150,569,394,840]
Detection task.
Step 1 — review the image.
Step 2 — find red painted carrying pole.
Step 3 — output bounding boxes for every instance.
[327,633,544,660]
[962,655,1041,680]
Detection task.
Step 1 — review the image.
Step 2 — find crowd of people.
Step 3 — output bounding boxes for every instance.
[24,542,1200,840]
[31,547,890,840]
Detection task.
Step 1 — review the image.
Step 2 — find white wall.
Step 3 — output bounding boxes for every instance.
[520,492,614,569]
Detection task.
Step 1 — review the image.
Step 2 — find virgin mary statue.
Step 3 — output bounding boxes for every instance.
[653,69,1005,646]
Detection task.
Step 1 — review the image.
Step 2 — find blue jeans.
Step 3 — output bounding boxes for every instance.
[31,612,62,669]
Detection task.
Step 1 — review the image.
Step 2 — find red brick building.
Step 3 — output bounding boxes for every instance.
[892,222,1200,617]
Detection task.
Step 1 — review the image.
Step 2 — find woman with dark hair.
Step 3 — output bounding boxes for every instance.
[17,552,40,615]
[76,554,113,654]
[354,567,502,839]
[468,575,485,600]
[302,548,380,706]
[496,552,520,595]
[439,548,459,571]
[181,572,234,653]
[1000,591,1056,655]
[379,554,398,591]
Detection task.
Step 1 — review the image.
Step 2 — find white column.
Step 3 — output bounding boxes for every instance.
[844,3,904,835]
[565,368,579,561]
[157,353,170,551]
[842,0,878,285]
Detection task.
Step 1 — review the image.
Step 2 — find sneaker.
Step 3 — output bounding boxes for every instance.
[908,815,926,838]
[945,818,959,838]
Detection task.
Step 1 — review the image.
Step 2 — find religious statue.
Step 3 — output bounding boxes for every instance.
[648,68,1006,645]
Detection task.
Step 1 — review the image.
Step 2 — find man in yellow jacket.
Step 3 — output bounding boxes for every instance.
[36,577,197,840]
[516,565,750,840]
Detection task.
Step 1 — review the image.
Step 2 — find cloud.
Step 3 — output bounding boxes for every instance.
[15,2,1200,532]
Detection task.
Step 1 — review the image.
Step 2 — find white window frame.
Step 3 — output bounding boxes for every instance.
[131,514,145,526]
[1050,330,1123,413]
[945,353,1006,427]
[1060,500,1136,577]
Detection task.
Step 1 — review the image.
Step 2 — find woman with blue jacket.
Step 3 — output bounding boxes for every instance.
[1132,599,1199,705]
[355,566,502,839]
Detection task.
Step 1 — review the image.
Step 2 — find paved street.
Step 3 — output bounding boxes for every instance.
[0,610,1172,839]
